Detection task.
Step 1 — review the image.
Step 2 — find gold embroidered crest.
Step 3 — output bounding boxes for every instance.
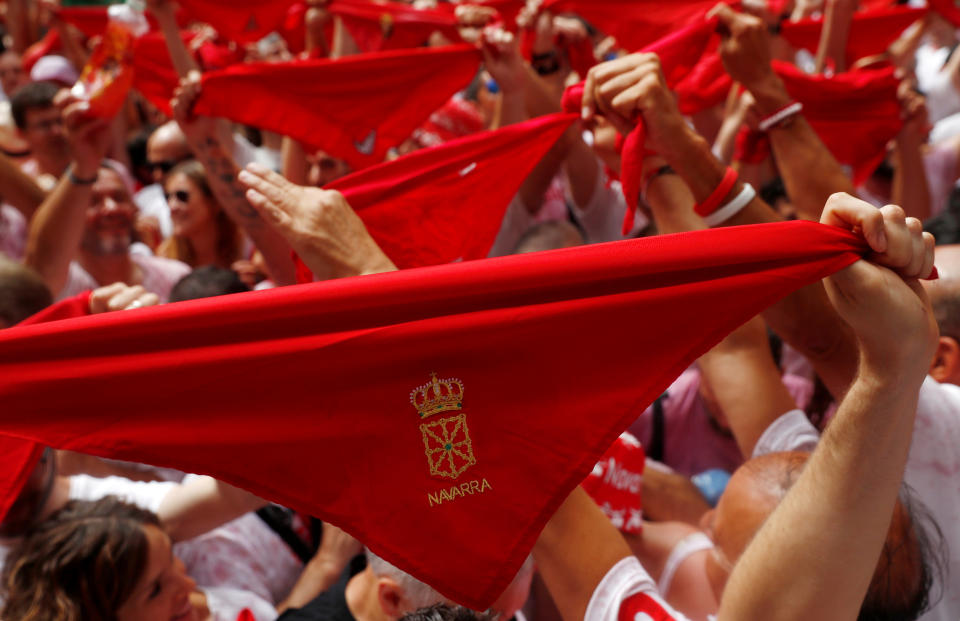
[411,374,476,480]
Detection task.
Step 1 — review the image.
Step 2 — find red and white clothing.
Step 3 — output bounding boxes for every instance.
[586,556,692,621]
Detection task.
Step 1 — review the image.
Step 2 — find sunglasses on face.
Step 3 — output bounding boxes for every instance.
[165,190,191,203]
[149,160,181,174]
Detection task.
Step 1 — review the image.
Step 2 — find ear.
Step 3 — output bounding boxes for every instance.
[929,336,960,384]
[376,577,405,621]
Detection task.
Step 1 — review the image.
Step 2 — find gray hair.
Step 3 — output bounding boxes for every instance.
[365,548,444,610]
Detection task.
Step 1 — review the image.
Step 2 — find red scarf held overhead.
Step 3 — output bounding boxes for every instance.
[778,5,927,65]
[542,0,721,52]
[775,61,902,184]
[178,0,299,44]
[563,17,718,235]
[294,112,576,281]
[329,0,462,52]
[193,45,481,170]
[326,113,577,270]
[0,220,867,610]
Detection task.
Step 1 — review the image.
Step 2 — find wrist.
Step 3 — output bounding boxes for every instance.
[746,76,792,118]
[70,161,99,183]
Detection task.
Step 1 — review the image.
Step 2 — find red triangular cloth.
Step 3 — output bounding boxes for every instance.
[0,221,865,609]
[779,5,927,65]
[178,0,298,44]
[542,0,721,51]
[193,45,481,170]
[328,113,577,269]
[329,0,462,52]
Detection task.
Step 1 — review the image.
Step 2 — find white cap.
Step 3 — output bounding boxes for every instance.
[30,55,79,87]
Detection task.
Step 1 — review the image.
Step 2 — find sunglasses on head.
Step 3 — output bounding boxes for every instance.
[165,190,191,203]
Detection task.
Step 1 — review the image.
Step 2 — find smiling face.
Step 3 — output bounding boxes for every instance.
[116,524,199,621]
[165,172,215,239]
[81,168,137,256]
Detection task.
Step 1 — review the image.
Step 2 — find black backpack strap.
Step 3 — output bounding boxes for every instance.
[256,505,315,564]
[647,392,668,463]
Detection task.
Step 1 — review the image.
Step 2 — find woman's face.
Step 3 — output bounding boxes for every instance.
[116,525,199,621]
[166,173,215,239]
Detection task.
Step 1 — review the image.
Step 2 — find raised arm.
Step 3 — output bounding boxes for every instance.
[583,49,859,399]
[157,475,267,542]
[718,194,937,621]
[24,93,112,296]
[170,74,297,286]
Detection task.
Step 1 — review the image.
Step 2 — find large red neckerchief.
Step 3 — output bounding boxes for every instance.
[0,220,865,609]
[193,45,481,170]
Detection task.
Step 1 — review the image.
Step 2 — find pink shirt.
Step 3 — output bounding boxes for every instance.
[629,368,814,477]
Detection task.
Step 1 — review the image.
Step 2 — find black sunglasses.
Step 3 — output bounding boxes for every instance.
[165,190,191,203]
[149,160,181,174]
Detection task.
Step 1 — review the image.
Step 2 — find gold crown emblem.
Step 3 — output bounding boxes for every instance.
[410,373,464,418]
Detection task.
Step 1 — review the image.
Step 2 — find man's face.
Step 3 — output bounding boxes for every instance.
[0,52,26,98]
[81,168,137,256]
[20,106,68,158]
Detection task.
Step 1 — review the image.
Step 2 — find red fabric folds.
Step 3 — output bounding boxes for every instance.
[779,6,927,64]
[0,220,865,609]
[542,0,720,51]
[326,113,576,270]
[179,0,298,44]
[928,0,960,28]
[194,45,481,169]
[329,0,462,52]
[774,61,902,184]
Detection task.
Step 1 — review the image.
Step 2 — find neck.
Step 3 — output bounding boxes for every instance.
[187,224,222,267]
[346,569,391,621]
[78,251,137,289]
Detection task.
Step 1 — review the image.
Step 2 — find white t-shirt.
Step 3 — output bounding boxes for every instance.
[134,183,173,240]
[205,586,277,621]
[564,158,649,243]
[754,377,960,621]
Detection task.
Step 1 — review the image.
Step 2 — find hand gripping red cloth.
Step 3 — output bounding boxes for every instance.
[328,0,462,52]
[193,45,481,170]
[562,17,718,235]
[293,112,577,281]
[0,220,866,609]
[778,5,927,65]
[541,0,722,52]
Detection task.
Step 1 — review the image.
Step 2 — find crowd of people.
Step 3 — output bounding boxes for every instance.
[0,0,959,620]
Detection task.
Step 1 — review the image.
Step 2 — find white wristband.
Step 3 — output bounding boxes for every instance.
[704,183,756,227]
[758,102,803,132]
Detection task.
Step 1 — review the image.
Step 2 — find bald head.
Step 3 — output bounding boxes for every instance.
[708,451,935,619]
[146,121,191,184]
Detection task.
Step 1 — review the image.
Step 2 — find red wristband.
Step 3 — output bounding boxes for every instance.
[694,167,738,217]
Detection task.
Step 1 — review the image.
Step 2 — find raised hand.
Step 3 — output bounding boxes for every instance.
[237,163,397,280]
